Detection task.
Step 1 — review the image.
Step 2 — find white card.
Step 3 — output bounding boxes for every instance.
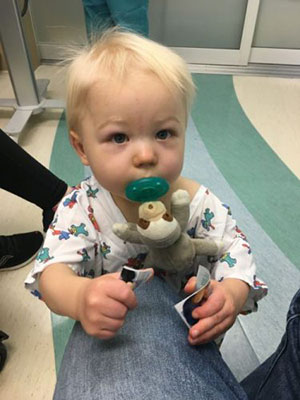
[174,266,210,328]
[120,266,153,289]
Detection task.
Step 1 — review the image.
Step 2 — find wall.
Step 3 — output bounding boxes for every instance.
[28,0,300,62]
[29,0,87,60]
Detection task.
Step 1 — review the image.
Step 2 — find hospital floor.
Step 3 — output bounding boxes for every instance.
[0,65,299,399]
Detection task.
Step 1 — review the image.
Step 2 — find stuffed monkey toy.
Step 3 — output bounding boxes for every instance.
[113,189,222,273]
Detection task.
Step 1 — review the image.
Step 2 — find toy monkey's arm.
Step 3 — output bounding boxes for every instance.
[193,238,223,256]
[112,223,144,244]
[171,190,190,230]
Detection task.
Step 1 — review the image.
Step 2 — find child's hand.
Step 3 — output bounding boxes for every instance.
[183,277,250,345]
[77,273,138,339]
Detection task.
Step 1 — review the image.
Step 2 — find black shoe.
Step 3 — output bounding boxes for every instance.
[0,331,9,372]
[0,231,43,271]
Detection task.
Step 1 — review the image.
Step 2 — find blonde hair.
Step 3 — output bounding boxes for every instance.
[66,28,195,132]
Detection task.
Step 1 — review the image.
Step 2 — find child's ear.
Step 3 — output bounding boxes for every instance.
[69,130,89,166]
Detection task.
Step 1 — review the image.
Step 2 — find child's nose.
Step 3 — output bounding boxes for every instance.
[133,142,157,168]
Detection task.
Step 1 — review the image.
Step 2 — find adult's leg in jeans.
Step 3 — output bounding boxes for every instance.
[0,129,67,211]
[241,288,300,400]
[54,277,247,400]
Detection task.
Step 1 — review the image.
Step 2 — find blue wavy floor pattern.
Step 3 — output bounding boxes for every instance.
[191,74,300,270]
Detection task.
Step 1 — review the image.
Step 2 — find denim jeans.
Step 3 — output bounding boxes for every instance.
[54,276,247,400]
[241,288,300,399]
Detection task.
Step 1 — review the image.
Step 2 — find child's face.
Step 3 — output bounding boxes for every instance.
[71,71,186,202]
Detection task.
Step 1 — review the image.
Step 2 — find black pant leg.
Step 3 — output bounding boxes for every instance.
[0,129,67,210]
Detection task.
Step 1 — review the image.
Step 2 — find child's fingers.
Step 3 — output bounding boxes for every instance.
[100,297,129,320]
[188,315,234,345]
[81,305,125,338]
[98,314,125,333]
[190,281,224,320]
[85,317,125,339]
[108,281,138,310]
[97,329,122,340]
[94,274,137,310]
[191,292,224,319]
[189,309,225,339]
[183,276,197,294]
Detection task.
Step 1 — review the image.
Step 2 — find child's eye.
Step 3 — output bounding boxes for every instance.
[156,130,171,140]
[112,133,128,144]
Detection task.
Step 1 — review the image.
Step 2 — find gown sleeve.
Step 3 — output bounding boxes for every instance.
[25,187,102,299]
[194,188,268,313]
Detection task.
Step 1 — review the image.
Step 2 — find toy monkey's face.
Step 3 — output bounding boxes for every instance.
[137,201,181,248]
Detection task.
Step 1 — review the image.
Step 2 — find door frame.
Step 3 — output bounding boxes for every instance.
[166,0,300,67]
[168,0,260,66]
[249,48,300,65]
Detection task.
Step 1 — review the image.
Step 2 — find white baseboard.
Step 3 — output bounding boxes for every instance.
[38,43,300,78]
[188,63,300,78]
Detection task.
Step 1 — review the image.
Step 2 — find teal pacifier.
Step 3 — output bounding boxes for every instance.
[125,177,169,202]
